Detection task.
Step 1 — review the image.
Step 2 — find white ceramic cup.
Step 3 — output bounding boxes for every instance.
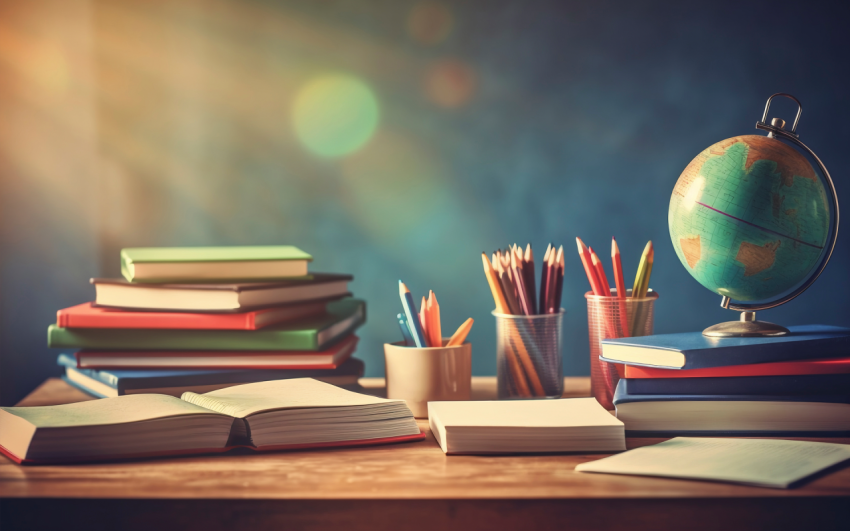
[384,340,472,418]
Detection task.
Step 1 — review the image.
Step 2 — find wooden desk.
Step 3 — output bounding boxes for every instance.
[2,378,849,531]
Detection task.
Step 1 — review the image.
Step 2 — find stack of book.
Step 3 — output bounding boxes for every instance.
[600,324,850,435]
[48,246,366,398]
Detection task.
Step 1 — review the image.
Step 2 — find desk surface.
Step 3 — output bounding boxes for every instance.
[2,377,850,531]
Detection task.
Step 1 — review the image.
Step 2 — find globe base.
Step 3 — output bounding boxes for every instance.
[703,311,790,338]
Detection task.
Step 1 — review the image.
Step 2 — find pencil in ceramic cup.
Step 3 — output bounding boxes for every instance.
[446,318,474,347]
[426,291,442,348]
[397,313,415,346]
[419,295,430,347]
[399,281,428,348]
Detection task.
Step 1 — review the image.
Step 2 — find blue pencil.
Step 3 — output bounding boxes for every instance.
[397,313,416,346]
[399,281,427,347]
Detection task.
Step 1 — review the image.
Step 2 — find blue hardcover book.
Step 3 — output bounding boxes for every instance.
[58,354,365,398]
[600,324,850,370]
[613,380,850,436]
[621,374,850,396]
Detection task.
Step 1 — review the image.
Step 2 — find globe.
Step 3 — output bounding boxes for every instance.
[669,135,830,302]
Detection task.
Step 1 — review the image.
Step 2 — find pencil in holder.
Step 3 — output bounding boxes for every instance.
[493,310,564,399]
[585,289,658,410]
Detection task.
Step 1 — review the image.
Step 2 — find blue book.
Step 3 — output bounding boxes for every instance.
[600,324,850,370]
[58,354,365,398]
[621,374,850,396]
[613,380,850,436]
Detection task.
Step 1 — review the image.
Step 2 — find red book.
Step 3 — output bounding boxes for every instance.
[74,335,358,369]
[57,301,327,330]
[624,356,850,378]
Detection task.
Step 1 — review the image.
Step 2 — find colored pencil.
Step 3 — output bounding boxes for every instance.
[522,243,537,314]
[554,245,565,311]
[632,241,654,299]
[446,317,474,346]
[511,249,533,315]
[509,332,545,396]
[481,253,509,314]
[576,237,604,295]
[427,290,442,347]
[399,281,428,348]
[544,247,558,313]
[419,295,430,347]
[497,260,522,315]
[397,313,415,346]
[539,243,552,314]
[611,237,627,298]
[589,247,611,297]
[611,237,630,337]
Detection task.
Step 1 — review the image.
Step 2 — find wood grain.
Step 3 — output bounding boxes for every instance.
[2,378,849,531]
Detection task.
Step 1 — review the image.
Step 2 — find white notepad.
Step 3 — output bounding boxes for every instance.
[428,398,625,454]
[576,437,850,488]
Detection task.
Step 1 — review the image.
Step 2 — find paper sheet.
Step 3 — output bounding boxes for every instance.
[576,437,850,488]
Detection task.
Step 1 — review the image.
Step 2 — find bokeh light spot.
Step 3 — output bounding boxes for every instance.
[425,59,476,108]
[408,2,454,45]
[293,75,379,158]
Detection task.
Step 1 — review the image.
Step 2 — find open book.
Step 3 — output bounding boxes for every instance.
[0,379,423,464]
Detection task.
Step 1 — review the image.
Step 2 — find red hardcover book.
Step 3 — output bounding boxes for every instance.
[0,379,425,465]
[57,301,327,330]
[74,335,358,369]
[623,356,850,379]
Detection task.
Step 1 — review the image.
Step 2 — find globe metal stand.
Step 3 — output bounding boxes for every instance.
[702,93,840,338]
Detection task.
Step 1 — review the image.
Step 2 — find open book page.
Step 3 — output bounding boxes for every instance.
[181,378,405,418]
[576,437,850,488]
[1,394,222,428]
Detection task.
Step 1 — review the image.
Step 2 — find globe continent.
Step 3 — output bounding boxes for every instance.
[669,135,829,302]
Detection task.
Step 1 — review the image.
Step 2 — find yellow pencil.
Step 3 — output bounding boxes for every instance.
[481,253,509,313]
[446,317,474,346]
[632,241,654,299]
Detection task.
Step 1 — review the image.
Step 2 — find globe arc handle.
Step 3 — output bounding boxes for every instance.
[760,93,802,135]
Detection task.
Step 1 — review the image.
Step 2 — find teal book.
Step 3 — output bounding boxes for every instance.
[48,299,365,352]
[121,245,313,283]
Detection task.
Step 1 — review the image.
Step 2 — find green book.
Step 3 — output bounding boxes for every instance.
[48,299,365,352]
[121,246,313,283]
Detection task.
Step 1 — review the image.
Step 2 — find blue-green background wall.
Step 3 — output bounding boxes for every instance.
[2,0,849,404]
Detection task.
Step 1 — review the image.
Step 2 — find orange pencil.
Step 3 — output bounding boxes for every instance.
[589,247,612,297]
[419,295,430,347]
[576,237,604,295]
[446,317,474,346]
[427,291,442,347]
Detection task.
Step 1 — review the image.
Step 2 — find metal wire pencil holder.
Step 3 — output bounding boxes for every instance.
[493,310,564,399]
[585,289,658,410]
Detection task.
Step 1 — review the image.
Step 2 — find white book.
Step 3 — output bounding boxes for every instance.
[428,398,625,455]
[576,437,850,489]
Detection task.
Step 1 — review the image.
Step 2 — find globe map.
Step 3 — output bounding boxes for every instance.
[668,135,829,302]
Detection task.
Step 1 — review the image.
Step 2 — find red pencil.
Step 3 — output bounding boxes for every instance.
[576,237,604,295]
[589,247,612,297]
[611,237,627,298]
